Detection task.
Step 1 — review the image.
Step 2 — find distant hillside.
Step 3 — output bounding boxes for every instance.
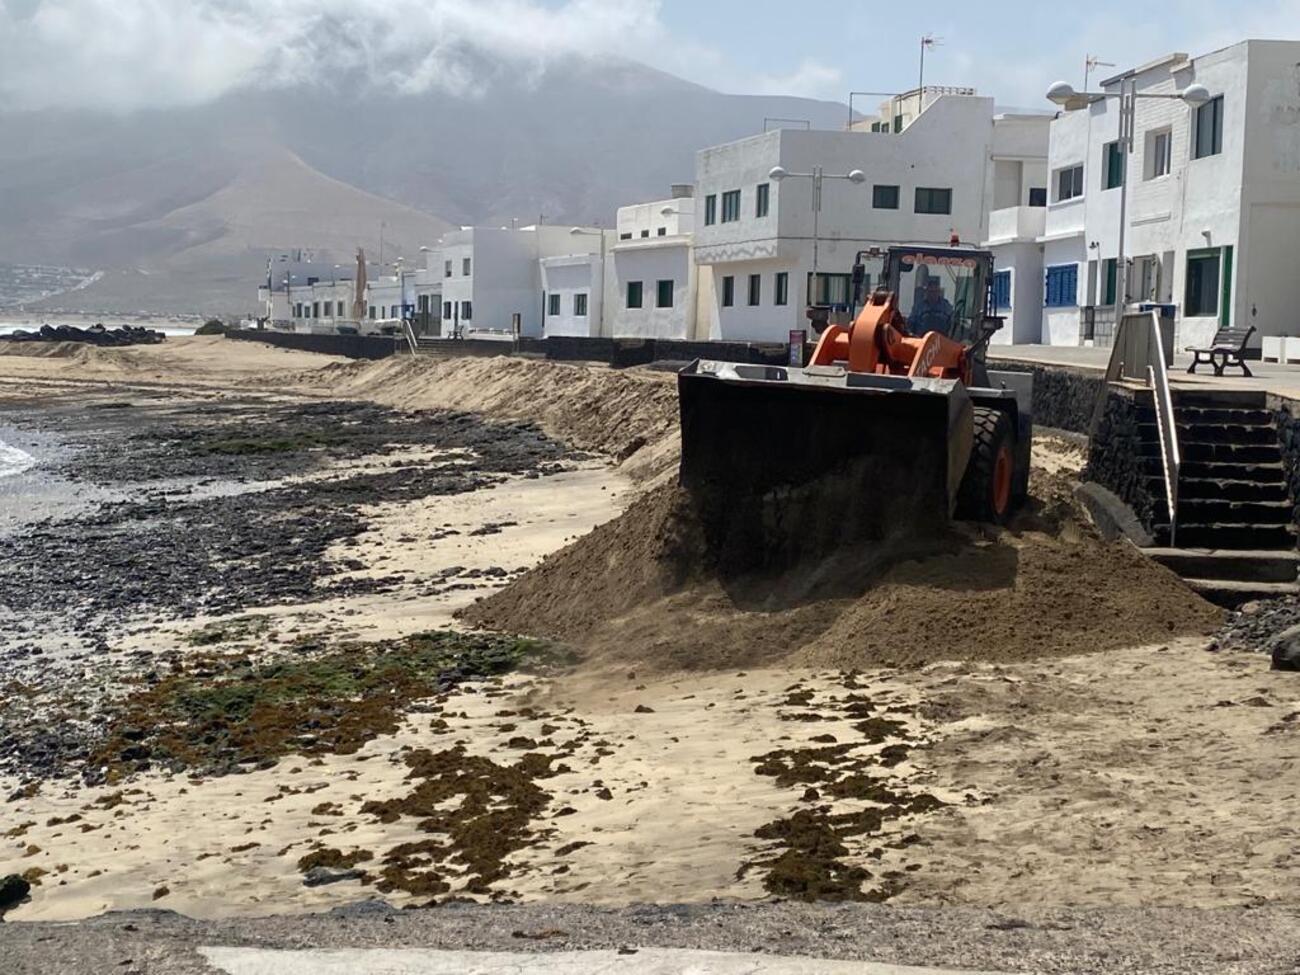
[0,56,846,315]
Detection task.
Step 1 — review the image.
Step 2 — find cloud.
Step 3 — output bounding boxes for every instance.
[0,0,676,111]
[752,59,844,101]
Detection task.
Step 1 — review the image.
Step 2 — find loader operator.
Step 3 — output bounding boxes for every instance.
[911,275,955,337]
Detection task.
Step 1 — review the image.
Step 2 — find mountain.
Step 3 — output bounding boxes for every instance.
[0,57,847,315]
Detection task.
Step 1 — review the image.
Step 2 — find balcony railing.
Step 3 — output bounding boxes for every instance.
[987,206,1047,243]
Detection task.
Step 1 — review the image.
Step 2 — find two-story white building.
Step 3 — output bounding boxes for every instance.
[693,91,1050,343]
[993,40,1300,350]
[606,188,698,339]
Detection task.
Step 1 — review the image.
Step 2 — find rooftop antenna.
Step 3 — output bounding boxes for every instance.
[919,34,941,94]
[1084,54,1116,92]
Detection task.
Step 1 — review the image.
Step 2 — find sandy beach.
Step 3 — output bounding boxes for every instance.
[1,336,1297,933]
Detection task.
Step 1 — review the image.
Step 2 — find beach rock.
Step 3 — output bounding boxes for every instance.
[1271,625,1300,671]
[303,866,367,887]
[0,874,31,916]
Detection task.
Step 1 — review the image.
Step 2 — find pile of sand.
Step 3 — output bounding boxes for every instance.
[462,479,1223,673]
[275,356,680,481]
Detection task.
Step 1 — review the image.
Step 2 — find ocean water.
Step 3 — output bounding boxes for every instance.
[0,439,35,478]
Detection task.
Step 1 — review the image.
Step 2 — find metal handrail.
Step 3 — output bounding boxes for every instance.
[1146,316,1181,547]
[400,318,419,355]
[1091,311,1180,545]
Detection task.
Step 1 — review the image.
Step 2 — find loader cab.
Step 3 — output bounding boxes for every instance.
[880,246,988,344]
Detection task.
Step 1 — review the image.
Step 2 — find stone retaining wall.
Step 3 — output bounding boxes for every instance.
[225,329,404,360]
[988,358,1107,436]
[1083,385,1161,534]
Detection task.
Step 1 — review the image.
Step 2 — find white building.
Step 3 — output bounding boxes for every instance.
[437,226,607,339]
[994,40,1300,350]
[693,91,1050,343]
[606,188,698,339]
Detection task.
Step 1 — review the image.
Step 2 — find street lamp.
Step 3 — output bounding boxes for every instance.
[769,166,867,307]
[570,227,608,338]
[1046,78,1210,332]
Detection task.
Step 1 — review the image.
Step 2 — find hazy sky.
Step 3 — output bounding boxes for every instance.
[0,0,1296,112]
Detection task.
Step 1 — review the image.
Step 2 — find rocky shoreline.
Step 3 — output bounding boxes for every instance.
[0,394,584,785]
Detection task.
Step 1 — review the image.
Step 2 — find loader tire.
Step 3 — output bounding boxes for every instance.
[956,406,1016,525]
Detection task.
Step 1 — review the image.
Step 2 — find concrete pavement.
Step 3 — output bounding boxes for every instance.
[991,343,1300,400]
[199,947,1013,975]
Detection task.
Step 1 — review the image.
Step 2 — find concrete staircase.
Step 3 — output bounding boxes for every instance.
[1139,389,1300,607]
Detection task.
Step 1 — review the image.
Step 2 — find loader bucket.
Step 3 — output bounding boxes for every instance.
[678,360,974,576]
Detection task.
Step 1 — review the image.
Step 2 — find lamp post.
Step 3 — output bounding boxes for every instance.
[569,227,608,338]
[768,165,866,307]
[1046,79,1210,333]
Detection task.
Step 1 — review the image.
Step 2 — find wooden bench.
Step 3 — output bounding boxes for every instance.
[1187,325,1257,377]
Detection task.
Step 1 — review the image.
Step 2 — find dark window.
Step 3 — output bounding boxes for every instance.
[775,272,789,306]
[323,302,333,317]
[748,274,761,306]
[620,233,633,240]
[312,302,320,318]
[1044,264,1078,308]
[721,189,741,223]
[641,229,650,238]
[756,182,770,218]
[1194,96,1224,159]
[574,293,588,316]
[1056,165,1084,201]
[444,260,452,278]
[462,257,472,275]
[547,293,561,316]
[461,300,472,321]
[1028,187,1047,207]
[657,227,667,236]
[915,187,952,215]
[722,275,735,307]
[873,184,900,209]
[808,273,851,306]
[893,114,903,133]
[704,194,717,226]
[657,279,674,308]
[1102,258,1118,305]
[1103,141,1125,190]
[368,305,376,319]
[992,270,1011,310]
[1185,250,1221,317]
[1148,129,1172,178]
[627,281,643,309]
[443,301,452,318]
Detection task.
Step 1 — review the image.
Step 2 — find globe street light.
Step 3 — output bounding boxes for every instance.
[1046,79,1210,331]
[768,166,868,306]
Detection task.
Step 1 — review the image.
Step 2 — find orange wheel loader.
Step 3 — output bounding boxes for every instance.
[677,244,1033,573]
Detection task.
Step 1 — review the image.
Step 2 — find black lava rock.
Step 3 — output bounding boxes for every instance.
[0,874,31,917]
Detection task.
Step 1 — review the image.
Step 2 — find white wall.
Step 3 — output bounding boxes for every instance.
[990,240,1044,345]
[540,255,602,338]
[1041,236,1086,344]
[1239,40,1300,345]
[610,240,695,339]
[617,197,696,240]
